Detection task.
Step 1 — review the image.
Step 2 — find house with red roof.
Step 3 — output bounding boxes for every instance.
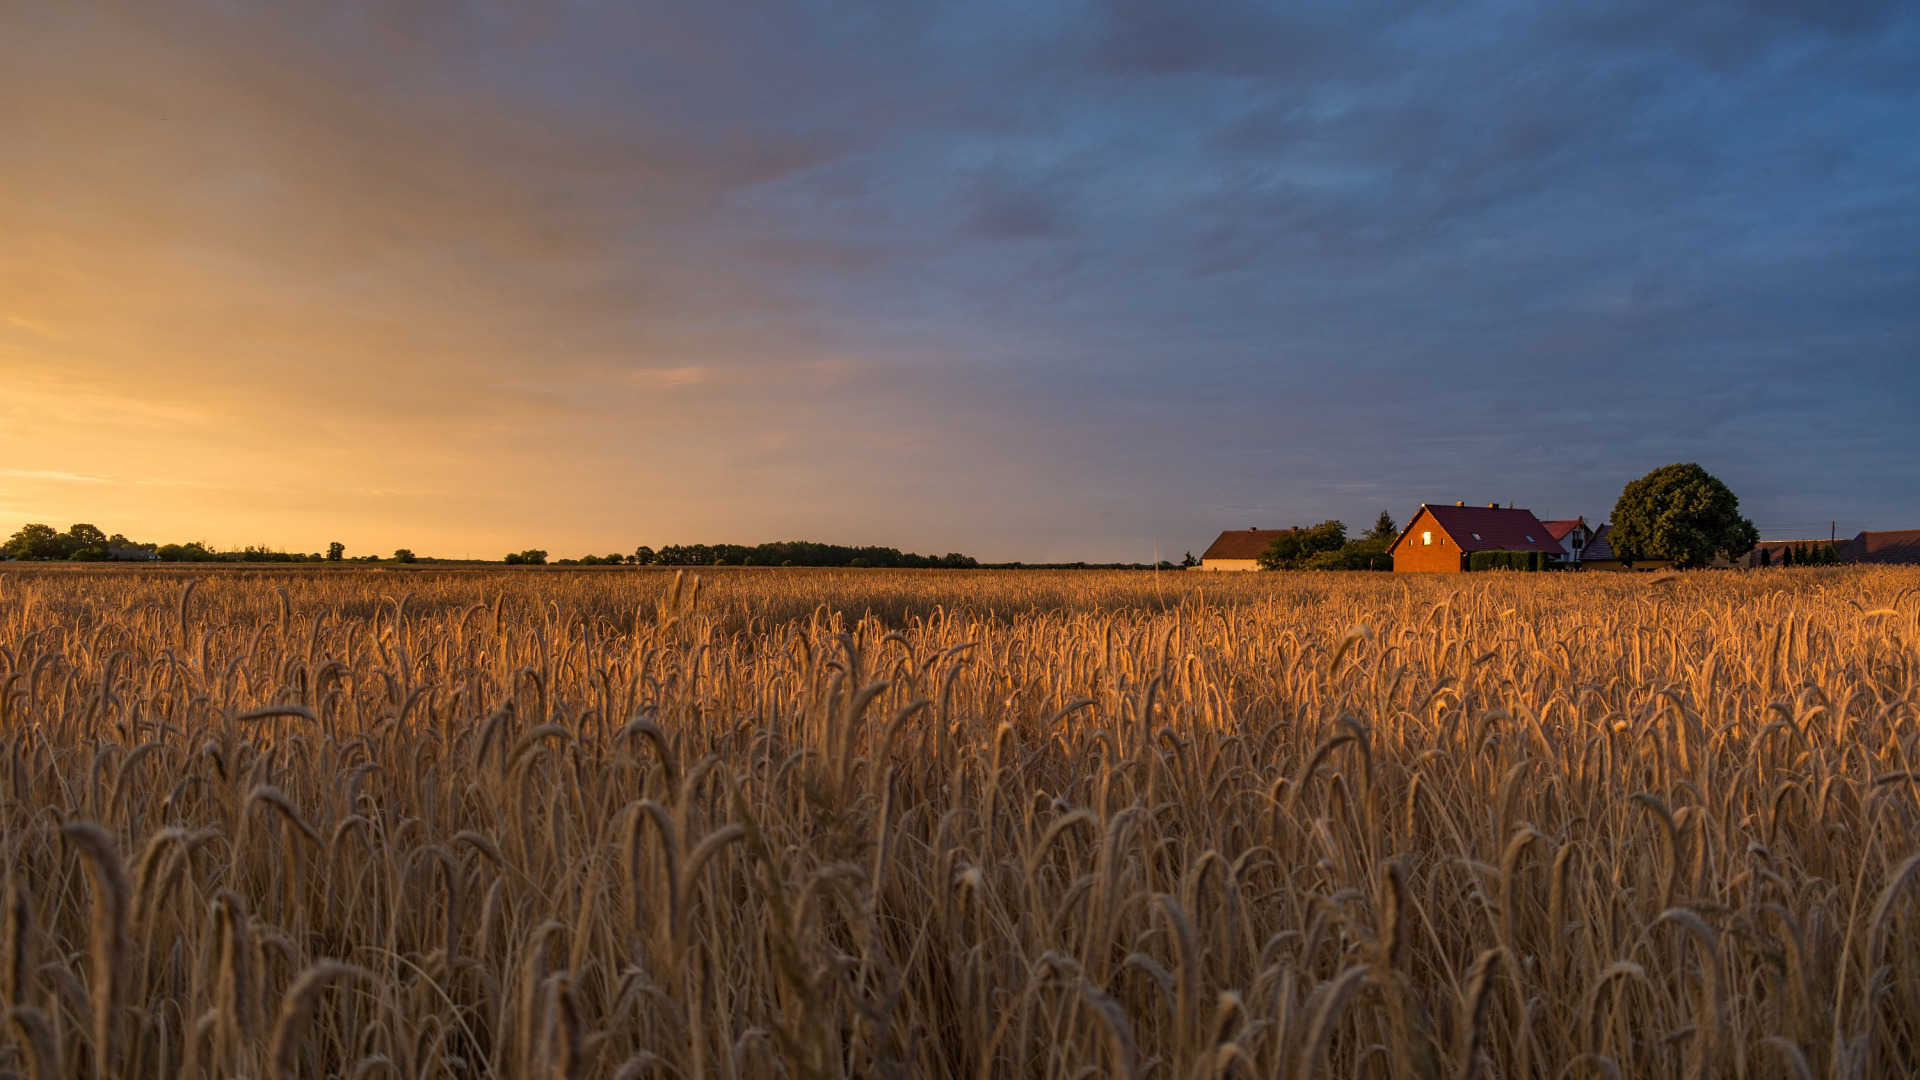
[1539,518,1592,565]
[1389,503,1566,573]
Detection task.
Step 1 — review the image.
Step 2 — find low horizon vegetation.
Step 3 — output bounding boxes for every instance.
[1253,510,1400,571]
[3,523,1192,570]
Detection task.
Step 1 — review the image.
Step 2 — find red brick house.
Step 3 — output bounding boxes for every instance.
[1389,503,1565,573]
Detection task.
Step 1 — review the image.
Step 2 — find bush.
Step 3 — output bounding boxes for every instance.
[1257,521,1348,570]
[1304,535,1393,571]
[1470,550,1543,572]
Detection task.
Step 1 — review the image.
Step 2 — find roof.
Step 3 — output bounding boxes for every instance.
[1849,529,1920,564]
[1582,523,1615,561]
[1201,528,1296,561]
[1396,504,1565,554]
[1540,519,1583,542]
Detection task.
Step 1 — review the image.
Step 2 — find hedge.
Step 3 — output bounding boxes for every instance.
[1468,550,1546,572]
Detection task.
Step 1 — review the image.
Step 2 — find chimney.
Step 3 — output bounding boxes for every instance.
[1489,503,1498,509]
[1456,501,1464,506]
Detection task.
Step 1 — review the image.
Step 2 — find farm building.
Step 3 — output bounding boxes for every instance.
[1744,528,1920,567]
[1571,523,1678,571]
[1191,528,1296,571]
[1389,503,1565,573]
[1846,529,1920,564]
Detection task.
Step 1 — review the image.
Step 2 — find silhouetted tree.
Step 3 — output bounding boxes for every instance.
[1366,511,1398,542]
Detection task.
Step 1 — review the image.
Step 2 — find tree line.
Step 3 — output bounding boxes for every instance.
[1756,541,1841,567]
[3,524,984,569]
[523,541,980,568]
[3,524,397,564]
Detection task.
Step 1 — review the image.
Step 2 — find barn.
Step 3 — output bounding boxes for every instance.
[1845,529,1920,564]
[1389,503,1565,573]
[1191,528,1297,571]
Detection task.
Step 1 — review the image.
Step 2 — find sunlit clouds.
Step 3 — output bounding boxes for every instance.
[3,1,1916,558]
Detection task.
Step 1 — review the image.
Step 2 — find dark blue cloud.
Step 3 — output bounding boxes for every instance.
[6,0,1915,556]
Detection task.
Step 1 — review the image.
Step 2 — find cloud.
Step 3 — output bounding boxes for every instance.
[0,0,1914,558]
[0,470,109,484]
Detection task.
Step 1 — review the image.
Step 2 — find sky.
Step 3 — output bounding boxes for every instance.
[2,1,1916,561]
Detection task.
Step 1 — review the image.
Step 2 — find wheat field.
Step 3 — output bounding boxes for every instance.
[0,565,1916,1079]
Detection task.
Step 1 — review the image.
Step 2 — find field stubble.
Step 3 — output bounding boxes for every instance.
[0,565,1917,1079]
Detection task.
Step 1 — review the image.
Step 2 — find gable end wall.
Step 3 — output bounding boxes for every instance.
[1392,509,1465,573]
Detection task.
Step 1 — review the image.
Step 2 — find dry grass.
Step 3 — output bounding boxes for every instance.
[1,564,1918,1079]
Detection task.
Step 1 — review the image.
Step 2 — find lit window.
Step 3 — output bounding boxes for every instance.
[1422,531,1432,545]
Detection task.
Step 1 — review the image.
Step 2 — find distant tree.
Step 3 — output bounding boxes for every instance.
[1311,536,1394,571]
[1365,511,1398,542]
[5,524,62,560]
[1257,521,1347,570]
[632,546,656,566]
[392,549,416,563]
[505,549,547,566]
[1180,551,1198,568]
[60,524,109,561]
[326,542,345,561]
[1609,464,1758,569]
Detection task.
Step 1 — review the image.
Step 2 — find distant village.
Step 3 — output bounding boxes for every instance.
[1194,503,1920,573]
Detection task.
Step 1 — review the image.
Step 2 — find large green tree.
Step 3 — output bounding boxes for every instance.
[1609,464,1759,569]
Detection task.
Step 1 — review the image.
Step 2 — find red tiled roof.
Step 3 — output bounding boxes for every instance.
[1413,505,1564,553]
[1850,529,1920,564]
[1202,528,1294,561]
[1540,519,1582,542]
